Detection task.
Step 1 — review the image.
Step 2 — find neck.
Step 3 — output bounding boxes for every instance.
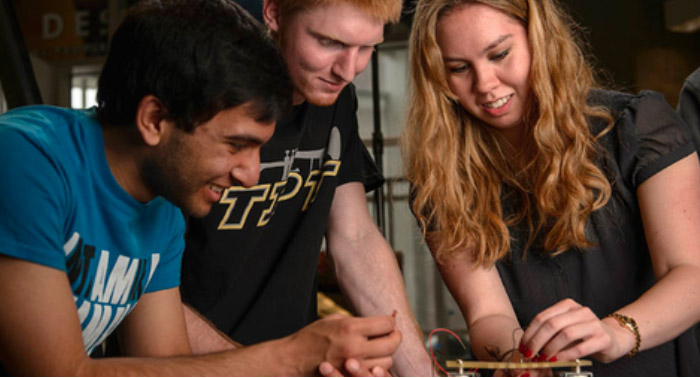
[102,126,154,203]
[492,122,535,174]
[496,124,527,154]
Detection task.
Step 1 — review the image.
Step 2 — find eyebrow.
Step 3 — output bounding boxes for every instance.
[224,135,266,145]
[484,34,512,53]
[443,34,513,62]
[309,30,384,48]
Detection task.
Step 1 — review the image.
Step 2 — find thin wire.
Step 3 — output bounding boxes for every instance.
[428,327,524,376]
[428,328,468,376]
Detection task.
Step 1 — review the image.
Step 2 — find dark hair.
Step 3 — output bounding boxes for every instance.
[96,0,292,131]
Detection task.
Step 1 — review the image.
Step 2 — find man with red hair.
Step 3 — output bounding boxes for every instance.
[180,0,432,376]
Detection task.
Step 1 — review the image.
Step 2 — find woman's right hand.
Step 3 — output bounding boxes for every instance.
[519,299,633,364]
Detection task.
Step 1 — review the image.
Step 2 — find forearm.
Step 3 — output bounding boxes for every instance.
[613,264,700,354]
[468,314,523,362]
[326,182,431,375]
[183,304,240,354]
[75,336,309,376]
[390,324,433,377]
[331,233,432,376]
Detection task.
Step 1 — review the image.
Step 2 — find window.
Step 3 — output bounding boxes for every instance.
[71,65,100,109]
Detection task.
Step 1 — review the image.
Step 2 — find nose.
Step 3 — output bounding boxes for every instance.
[472,64,499,94]
[331,48,360,83]
[230,149,261,188]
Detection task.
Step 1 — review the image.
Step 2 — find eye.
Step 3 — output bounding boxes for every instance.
[491,48,510,62]
[228,141,249,152]
[319,37,342,48]
[447,63,470,74]
[360,45,375,54]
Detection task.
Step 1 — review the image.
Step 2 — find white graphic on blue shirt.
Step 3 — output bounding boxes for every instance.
[63,232,160,353]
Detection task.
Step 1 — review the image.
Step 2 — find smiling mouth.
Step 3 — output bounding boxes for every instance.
[320,78,345,87]
[483,94,513,109]
[209,184,225,194]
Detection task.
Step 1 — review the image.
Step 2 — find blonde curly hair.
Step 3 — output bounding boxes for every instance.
[404,0,614,266]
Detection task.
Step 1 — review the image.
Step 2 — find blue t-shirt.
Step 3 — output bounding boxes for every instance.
[0,106,185,354]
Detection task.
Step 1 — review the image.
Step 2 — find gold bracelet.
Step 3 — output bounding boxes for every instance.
[606,312,641,358]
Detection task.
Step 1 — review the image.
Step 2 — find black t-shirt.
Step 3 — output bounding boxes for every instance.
[497,90,700,376]
[180,85,383,344]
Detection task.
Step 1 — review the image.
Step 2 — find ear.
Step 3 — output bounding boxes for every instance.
[262,0,282,34]
[135,95,171,147]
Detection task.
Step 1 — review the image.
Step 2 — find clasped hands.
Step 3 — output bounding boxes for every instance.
[290,313,401,377]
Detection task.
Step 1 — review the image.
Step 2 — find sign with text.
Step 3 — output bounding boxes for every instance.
[13,0,109,61]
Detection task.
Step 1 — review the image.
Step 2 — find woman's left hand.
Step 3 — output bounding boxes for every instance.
[519,298,630,364]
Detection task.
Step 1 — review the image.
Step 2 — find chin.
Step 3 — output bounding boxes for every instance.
[182,203,213,218]
[307,96,340,107]
[304,89,342,107]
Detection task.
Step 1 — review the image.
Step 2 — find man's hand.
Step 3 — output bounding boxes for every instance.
[286,314,401,375]
[319,359,391,377]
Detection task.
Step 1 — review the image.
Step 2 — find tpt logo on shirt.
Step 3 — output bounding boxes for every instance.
[216,126,344,230]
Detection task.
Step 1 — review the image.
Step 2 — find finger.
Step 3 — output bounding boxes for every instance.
[538,306,603,361]
[359,356,394,372]
[524,302,592,357]
[539,317,602,360]
[346,315,396,337]
[370,366,390,377]
[345,358,373,377]
[357,329,402,359]
[522,299,582,346]
[554,325,613,362]
[319,361,344,377]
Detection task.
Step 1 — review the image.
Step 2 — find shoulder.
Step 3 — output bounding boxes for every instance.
[587,88,667,117]
[589,89,682,134]
[587,88,636,111]
[142,198,186,257]
[618,90,685,137]
[682,67,700,90]
[149,198,186,231]
[593,89,695,187]
[678,67,700,117]
[0,105,95,142]
[1,105,87,125]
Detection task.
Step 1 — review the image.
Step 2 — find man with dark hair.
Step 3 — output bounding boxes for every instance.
[0,0,400,375]
[180,0,433,375]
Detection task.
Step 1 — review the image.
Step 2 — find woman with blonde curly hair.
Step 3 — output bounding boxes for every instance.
[404,0,700,375]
